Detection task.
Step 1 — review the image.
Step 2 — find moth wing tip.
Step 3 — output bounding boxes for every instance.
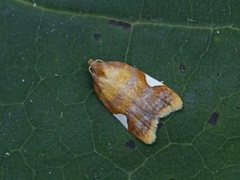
[139,119,159,144]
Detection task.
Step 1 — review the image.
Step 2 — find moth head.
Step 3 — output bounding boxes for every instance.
[88,59,104,75]
[88,59,121,79]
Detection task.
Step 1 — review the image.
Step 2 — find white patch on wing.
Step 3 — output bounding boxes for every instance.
[145,74,163,87]
[113,113,128,129]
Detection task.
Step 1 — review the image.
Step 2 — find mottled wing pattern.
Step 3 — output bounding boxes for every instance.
[89,59,183,144]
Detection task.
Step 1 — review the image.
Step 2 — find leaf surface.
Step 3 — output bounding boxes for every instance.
[1,0,240,179]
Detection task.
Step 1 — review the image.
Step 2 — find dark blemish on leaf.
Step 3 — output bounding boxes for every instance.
[237,107,240,111]
[108,19,131,30]
[125,140,136,149]
[208,112,219,126]
[93,33,101,40]
[179,63,186,73]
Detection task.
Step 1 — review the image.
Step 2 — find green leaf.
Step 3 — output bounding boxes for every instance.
[1,0,240,179]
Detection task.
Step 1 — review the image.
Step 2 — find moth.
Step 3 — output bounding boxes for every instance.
[88,59,183,144]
